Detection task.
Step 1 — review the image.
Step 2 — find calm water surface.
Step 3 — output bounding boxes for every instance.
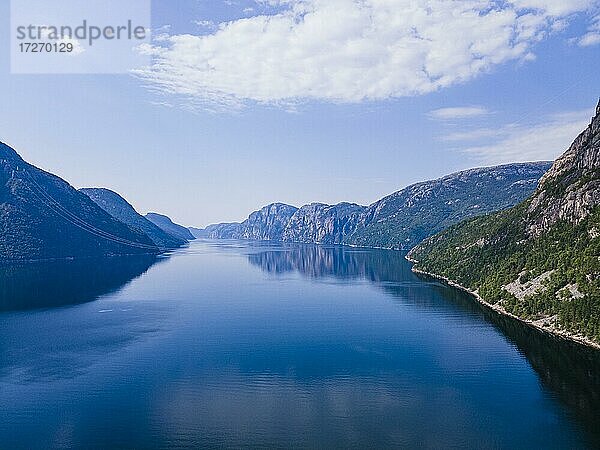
[0,240,599,449]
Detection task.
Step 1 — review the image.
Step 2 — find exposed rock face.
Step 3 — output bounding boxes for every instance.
[410,99,600,346]
[202,162,551,248]
[527,100,600,236]
[240,203,298,240]
[202,203,297,240]
[203,202,365,244]
[202,222,244,239]
[0,141,159,260]
[282,202,366,244]
[81,188,186,250]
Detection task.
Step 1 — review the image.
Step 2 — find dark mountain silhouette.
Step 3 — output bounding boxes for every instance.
[0,141,159,260]
[146,212,195,241]
[0,255,159,311]
[81,188,186,250]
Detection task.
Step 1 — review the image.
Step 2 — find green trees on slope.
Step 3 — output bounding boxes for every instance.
[410,206,600,343]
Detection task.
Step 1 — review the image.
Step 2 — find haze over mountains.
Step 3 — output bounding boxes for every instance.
[197,162,551,250]
[80,188,187,250]
[146,213,195,241]
[0,142,193,260]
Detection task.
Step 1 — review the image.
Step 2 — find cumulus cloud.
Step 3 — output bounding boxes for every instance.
[429,106,490,120]
[453,109,593,164]
[134,0,597,108]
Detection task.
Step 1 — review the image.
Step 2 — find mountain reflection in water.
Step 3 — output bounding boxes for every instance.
[248,243,600,447]
[0,255,160,312]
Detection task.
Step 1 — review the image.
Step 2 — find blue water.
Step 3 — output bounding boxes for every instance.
[0,240,598,449]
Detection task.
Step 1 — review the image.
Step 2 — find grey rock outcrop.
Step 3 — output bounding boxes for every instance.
[282,202,366,244]
[527,100,600,236]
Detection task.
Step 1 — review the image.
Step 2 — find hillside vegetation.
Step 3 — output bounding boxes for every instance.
[410,101,600,345]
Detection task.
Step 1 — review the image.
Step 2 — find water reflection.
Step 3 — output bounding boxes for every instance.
[480,298,600,443]
[0,255,165,382]
[249,243,600,447]
[0,255,160,311]
[248,244,414,282]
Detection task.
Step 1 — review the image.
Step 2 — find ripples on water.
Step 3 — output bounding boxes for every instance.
[0,240,598,449]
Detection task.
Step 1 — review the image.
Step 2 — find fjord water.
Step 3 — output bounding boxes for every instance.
[0,241,599,449]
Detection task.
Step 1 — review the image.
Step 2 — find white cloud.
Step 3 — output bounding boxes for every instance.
[579,32,600,45]
[455,109,593,164]
[509,0,595,16]
[441,128,499,142]
[574,14,600,46]
[134,0,597,108]
[429,106,490,120]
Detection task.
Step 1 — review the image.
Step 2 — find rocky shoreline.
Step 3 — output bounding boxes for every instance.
[405,255,600,351]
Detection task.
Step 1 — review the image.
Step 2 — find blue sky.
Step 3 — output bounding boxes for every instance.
[0,0,598,226]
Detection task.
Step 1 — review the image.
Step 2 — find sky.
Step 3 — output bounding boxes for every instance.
[0,0,598,227]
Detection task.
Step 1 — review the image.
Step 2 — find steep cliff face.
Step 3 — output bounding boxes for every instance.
[202,222,244,239]
[201,203,297,240]
[201,162,550,248]
[282,202,366,244]
[0,141,159,260]
[345,162,551,249]
[240,203,298,240]
[526,100,600,236]
[410,100,600,345]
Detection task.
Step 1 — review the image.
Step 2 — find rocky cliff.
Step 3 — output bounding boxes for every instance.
[240,203,298,240]
[282,202,366,244]
[526,101,600,236]
[409,100,600,346]
[201,162,550,249]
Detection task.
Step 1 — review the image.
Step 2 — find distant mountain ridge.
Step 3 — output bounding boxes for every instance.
[0,142,159,260]
[200,162,551,249]
[284,202,366,244]
[146,212,195,241]
[409,100,600,346]
[80,188,187,250]
[201,201,365,244]
[345,162,552,249]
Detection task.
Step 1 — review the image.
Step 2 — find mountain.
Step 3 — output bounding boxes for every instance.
[203,202,366,244]
[203,203,297,240]
[145,212,195,241]
[344,162,552,250]
[188,227,206,238]
[409,101,600,346]
[282,202,366,244]
[0,141,159,260]
[203,162,550,248]
[238,203,299,240]
[80,188,186,249]
[201,222,244,239]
